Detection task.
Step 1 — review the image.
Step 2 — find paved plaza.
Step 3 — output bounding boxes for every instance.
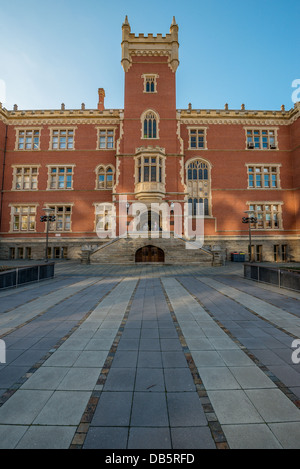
[0,261,299,449]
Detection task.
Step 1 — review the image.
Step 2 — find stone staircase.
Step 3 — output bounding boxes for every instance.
[81,234,220,265]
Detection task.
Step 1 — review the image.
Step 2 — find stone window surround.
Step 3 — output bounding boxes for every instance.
[247,201,283,230]
[96,127,117,150]
[141,109,160,140]
[244,126,279,150]
[187,126,208,150]
[141,74,159,93]
[94,164,115,190]
[11,165,41,191]
[185,157,212,217]
[14,127,42,151]
[48,127,76,151]
[9,204,38,233]
[46,165,76,190]
[44,204,74,233]
[245,163,281,189]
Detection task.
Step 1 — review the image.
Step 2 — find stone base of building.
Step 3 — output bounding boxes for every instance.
[0,235,299,264]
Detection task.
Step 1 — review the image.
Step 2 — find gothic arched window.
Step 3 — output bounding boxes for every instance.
[142,111,158,139]
[96,165,115,189]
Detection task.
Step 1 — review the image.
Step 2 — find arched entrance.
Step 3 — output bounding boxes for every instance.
[135,245,165,263]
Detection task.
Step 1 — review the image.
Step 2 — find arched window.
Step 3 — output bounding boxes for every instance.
[96,165,114,189]
[186,159,211,216]
[142,111,158,139]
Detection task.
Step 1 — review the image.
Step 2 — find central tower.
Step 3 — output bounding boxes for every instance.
[115,17,184,207]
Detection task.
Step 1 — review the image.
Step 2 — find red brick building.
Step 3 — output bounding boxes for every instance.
[0,17,299,264]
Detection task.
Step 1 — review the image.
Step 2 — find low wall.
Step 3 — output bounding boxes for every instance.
[0,263,55,290]
[244,263,300,292]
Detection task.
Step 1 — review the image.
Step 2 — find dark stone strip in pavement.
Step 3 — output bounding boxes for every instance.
[159,279,229,450]
[177,276,300,411]
[0,278,121,408]
[69,280,141,449]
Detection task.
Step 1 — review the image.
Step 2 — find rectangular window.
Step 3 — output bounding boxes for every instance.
[189,129,205,149]
[51,129,74,150]
[143,75,157,93]
[247,166,280,189]
[98,129,115,149]
[248,203,282,230]
[48,206,72,232]
[13,167,38,190]
[246,129,277,149]
[11,206,36,232]
[48,166,74,190]
[17,130,40,150]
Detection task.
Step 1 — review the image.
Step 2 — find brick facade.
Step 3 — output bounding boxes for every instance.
[0,17,299,263]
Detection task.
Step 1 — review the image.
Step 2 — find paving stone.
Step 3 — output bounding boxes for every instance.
[130,392,169,426]
[161,351,188,368]
[57,367,100,391]
[33,390,91,425]
[20,366,68,390]
[245,388,300,422]
[167,392,207,426]
[229,366,277,389]
[111,351,138,368]
[91,392,132,426]
[164,368,196,392]
[171,426,216,449]
[83,427,128,449]
[269,422,300,449]
[198,367,240,390]
[103,368,136,391]
[16,425,77,449]
[208,390,264,425]
[0,390,53,425]
[222,423,282,449]
[135,368,165,392]
[128,427,171,449]
[0,425,29,449]
[137,351,163,368]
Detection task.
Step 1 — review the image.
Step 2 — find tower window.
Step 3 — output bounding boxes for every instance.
[143,111,158,139]
[142,74,158,93]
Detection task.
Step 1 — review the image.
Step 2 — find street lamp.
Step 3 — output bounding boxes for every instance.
[242,210,257,262]
[40,208,55,263]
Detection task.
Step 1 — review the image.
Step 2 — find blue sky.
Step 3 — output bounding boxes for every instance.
[0,0,299,111]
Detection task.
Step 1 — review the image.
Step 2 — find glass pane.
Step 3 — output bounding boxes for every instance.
[144,166,149,182]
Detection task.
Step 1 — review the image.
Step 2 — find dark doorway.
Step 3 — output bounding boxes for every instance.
[135,245,165,263]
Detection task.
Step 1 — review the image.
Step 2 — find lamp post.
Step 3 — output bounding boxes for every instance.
[40,208,55,263]
[242,210,257,262]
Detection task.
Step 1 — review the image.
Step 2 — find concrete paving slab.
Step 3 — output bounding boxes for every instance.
[128,427,171,449]
[33,390,91,425]
[222,424,282,449]
[245,388,300,422]
[16,425,77,449]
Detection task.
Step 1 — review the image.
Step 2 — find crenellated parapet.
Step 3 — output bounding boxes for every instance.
[121,16,179,73]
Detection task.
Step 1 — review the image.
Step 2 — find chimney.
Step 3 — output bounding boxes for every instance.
[98,88,105,111]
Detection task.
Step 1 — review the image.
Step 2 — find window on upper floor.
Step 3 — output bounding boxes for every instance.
[50,129,74,150]
[246,129,277,150]
[136,156,163,183]
[96,165,115,189]
[12,167,39,190]
[48,166,74,190]
[247,165,280,189]
[98,128,115,149]
[142,111,158,139]
[16,129,40,150]
[142,74,158,93]
[188,128,207,150]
